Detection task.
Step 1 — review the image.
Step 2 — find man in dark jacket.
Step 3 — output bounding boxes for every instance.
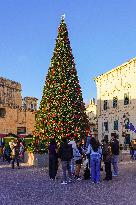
[102,138,112,181]
[110,133,119,176]
[10,140,20,169]
[58,137,73,184]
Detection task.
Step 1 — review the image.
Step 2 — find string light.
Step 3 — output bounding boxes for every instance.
[33,17,90,152]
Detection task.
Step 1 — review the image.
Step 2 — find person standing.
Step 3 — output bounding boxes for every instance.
[2,144,6,162]
[58,137,73,185]
[110,134,119,176]
[19,141,25,162]
[10,140,20,169]
[4,144,11,163]
[102,138,112,181]
[73,139,84,180]
[86,133,92,148]
[0,145,3,159]
[86,137,102,183]
[86,134,92,168]
[48,138,58,180]
[68,133,76,175]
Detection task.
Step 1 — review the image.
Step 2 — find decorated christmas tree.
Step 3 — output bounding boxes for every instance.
[33,16,90,152]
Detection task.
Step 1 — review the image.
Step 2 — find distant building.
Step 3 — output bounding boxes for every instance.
[94,57,136,144]
[86,98,98,138]
[0,77,38,136]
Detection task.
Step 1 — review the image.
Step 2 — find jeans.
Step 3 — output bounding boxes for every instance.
[61,161,72,182]
[90,154,101,183]
[70,158,75,174]
[49,155,58,179]
[112,155,119,175]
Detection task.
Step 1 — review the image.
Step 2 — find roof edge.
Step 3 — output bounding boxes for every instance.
[93,56,136,81]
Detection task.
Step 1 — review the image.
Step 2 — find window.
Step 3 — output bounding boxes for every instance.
[113,97,118,108]
[114,120,118,130]
[0,108,6,118]
[124,93,129,105]
[23,103,26,109]
[125,134,130,144]
[125,118,129,129]
[31,103,34,109]
[102,122,103,132]
[17,127,26,135]
[104,100,108,110]
[104,121,108,131]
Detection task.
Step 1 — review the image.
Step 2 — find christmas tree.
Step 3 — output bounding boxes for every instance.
[33,15,90,151]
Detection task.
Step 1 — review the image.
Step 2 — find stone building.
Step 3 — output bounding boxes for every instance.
[86,98,98,138]
[0,77,38,136]
[94,57,136,144]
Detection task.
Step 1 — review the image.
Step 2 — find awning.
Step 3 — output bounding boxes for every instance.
[0,134,7,138]
[18,134,27,138]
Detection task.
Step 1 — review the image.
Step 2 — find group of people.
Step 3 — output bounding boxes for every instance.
[48,133,120,184]
[0,139,25,169]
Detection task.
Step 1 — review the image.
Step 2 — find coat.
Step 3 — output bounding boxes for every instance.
[102,143,112,162]
[58,143,73,161]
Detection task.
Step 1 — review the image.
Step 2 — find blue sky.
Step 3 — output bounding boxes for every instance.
[0,0,136,105]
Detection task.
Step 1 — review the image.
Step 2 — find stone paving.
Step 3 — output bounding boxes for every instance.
[0,154,136,205]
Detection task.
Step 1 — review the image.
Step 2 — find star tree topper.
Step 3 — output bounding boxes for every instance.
[61,14,65,20]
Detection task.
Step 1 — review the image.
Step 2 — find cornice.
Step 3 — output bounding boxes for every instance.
[93,57,136,82]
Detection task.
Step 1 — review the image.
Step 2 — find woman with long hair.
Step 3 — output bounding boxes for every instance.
[86,137,102,183]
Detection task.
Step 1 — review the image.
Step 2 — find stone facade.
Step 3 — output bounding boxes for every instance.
[94,57,136,144]
[86,98,98,138]
[0,77,38,135]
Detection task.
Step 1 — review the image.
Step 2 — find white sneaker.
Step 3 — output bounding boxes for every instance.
[76,177,82,181]
[112,173,118,177]
[61,181,67,185]
[68,179,72,183]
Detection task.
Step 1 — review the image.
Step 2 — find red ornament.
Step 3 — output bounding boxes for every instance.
[52,69,55,75]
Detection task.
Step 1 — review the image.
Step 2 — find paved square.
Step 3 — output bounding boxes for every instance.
[0,155,136,205]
